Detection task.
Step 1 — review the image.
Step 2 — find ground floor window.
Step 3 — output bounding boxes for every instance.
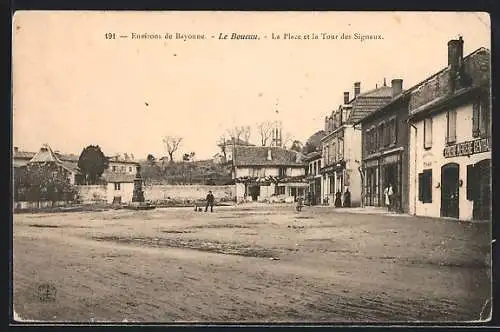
[418,169,432,203]
[275,186,285,195]
[364,166,379,206]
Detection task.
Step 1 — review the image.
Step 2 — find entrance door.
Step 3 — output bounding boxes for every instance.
[441,163,459,218]
[248,185,260,201]
[314,178,322,205]
[473,159,491,220]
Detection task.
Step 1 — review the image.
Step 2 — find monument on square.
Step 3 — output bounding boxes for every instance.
[125,164,156,210]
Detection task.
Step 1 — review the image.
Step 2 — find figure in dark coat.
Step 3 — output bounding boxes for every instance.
[334,190,342,208]
[205,191,214,212]
[343,188,351,207]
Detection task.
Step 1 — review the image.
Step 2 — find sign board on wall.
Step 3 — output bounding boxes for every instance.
[443,138,490,158]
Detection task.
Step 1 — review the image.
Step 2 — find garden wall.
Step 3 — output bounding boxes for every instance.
[76,185,108,204]
[143,185,235,202]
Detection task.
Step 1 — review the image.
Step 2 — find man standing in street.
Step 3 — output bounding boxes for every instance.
[205,190,215,212]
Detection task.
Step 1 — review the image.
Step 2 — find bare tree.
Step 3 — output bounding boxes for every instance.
[282,132,293,149]
[242,125,251,143]
[217,136,229,161]
[162,136,183,162]
[226,126,244,143]
[256,121,274,146]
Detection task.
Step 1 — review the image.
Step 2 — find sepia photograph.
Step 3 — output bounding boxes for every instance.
[11,11,492,323]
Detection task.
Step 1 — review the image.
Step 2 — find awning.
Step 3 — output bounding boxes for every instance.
[277,183,309,187]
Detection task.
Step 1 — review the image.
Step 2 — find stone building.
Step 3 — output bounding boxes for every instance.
[407,37,491,220]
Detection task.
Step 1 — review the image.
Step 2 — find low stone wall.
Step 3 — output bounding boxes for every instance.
[14,201,73,209]
[143,185,235,202]
[76,185,107,204]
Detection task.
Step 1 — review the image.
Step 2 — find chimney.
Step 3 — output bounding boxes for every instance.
[343,91,349,104]
[448,36,464,71]
[391,79,403,97]
[354,82,361,97]
[267,149,272,161]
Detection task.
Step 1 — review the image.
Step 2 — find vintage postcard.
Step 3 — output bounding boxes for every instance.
[11,11,492,323]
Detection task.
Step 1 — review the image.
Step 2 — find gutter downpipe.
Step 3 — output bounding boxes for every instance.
[408,120,418,216]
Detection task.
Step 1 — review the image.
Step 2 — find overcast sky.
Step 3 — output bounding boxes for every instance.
[12,11,490,160]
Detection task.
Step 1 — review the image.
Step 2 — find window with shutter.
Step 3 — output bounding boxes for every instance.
[418,173,424,202]
[419,170,432,203]
[446,110,457,144]
[480,100,490,138]
[392,118,398,145]
[466,164,475,201]
[424,118,433,149]
[472,101,480,137]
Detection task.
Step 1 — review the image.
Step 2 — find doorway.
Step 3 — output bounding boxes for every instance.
[314,178,322,205]
[441,163,459,218]
[248,185,260,201]
[473,159,491,220]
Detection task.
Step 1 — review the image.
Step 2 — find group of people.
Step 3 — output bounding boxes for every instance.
[384,183,395,212]
[334,189,351,208]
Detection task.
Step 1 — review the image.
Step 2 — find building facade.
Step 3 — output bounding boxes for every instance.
[232,146,307,203]
[320,82,393,207]
[357,79,410,212]
[304,151,322,205]
[408,38,491,221]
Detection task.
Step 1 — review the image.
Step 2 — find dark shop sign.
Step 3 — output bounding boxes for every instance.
[443,138,490,158]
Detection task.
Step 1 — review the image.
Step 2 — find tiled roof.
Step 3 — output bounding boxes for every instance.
[358,85,393,98]
[13,150,35,159]
[233,146,303,166]
[102,172,136,183]
[56,153,79,162]
[59,161,79,173]
[348,94,393,124]
[29,144,62,163]
[303,151,321,161]
[219,138,255,147]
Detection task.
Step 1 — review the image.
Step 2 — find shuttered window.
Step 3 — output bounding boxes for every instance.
[378,123,385,149]
[424,118,433,149]
[466,164,477,201]
[473,99,491,138]
[446,110,457,144]
[418,169,432,203]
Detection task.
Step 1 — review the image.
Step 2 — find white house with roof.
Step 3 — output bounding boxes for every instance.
[232,146,307,203]
[408,38,491,221]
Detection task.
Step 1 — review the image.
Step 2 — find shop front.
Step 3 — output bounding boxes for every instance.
[363,150,404,211]
[441,137,491,220]
[320,160,346,206]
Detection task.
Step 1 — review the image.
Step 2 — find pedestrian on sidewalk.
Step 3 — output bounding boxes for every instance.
[335,190,342,208]
[384,183,394,212]
[296,196,304,212]
[343,188,351,207]
[205,190,214,212]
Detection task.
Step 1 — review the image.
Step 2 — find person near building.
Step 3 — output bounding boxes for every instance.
[343,188,351,208]
[384,183,394,212]
[205,190,215,212]
[296,196,304,212]
[335,190,342,208]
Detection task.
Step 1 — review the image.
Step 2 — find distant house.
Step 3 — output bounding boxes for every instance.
[102,153,140,182]
[105,173,136,204]
[303,151,323,205]
[12,147,36,168]
[232,146,307,203]
[17,144,80,185]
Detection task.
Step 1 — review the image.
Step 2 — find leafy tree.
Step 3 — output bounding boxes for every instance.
[14,164,78,205]
[147,154,156,163]
[302,141,318,154]
[290,140,303,152]
[77,145,109,185]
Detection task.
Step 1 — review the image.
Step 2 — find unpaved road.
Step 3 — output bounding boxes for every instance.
[12,205,491,322]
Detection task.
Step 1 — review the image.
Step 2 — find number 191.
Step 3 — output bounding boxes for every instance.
[105,33,116,39]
